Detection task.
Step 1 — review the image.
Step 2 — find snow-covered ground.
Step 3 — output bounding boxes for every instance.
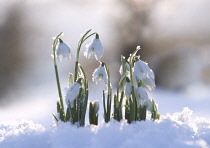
[1,83,210,148]
[1,108,210,148]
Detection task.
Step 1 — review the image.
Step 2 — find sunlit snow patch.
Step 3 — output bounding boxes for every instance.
[0,108,210,148]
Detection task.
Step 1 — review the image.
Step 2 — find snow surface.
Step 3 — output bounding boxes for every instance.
[1,108,210,148]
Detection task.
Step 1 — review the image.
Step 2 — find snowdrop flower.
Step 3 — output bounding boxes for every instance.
[125,77,132,99]
[133,58,155,90]
[84,34,104,60]
[93,100,99,114]
[135,86,149,107]
[65,78,82,107]
[56,38,71,62]
[92,62,108,84]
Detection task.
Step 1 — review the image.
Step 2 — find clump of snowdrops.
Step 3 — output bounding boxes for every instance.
[52,29,160,127]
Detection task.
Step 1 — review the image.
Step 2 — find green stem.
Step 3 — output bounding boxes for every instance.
[53,32,64,110]
[78,64,88,126]
[74,30,96,82]
[80,81,89,126]
[103,62,112,122]
[117,72,126,105]
[129,47,140,121]
[83,33,97,42]
[102,90,107,122]
[129,97,133,123]
[68,103,73,123]
[77,88,83,124]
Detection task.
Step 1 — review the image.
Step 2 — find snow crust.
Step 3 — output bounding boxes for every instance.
[1,108,210,148]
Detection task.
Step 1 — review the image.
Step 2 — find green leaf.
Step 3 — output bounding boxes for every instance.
[89,102,93,124]
[52,113,59,122]
[119,91,124,107]
[129,98,134,122]
[80,80,89,126]
[57,101,61,113]
[102,90,107,122]
[156,113,160,120]
[59,109,65,122]
[65,106,70,121]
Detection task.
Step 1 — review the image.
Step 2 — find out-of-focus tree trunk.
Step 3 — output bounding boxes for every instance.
[0,5,26,105]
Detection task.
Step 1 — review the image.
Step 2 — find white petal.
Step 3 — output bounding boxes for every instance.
[56,42,71,61]
[133,59,156,90]
[84,44,92,59]
[94,39,103,60]
[92,65,107,84]
[143,77,156,90]
[65,82,80,107]
[133,66,143,80]
[84,39,103,60]
[132,75,138,89]
[139,61,154,78]
[136,86,149,103]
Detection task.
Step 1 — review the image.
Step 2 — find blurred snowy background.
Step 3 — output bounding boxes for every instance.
[0,0,210,127]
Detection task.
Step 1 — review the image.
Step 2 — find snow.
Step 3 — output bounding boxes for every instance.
[1,83,210,148]
[1,108,210,148]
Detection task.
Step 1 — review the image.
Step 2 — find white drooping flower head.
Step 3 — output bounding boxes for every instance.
[93,100,99,114]
[84,34,104,60]
[56,38,71,62]
[133,57,155,90]
[142,76,156,90]
[135,86,149,107]
[135,86,154,111]
[65,78,82,107]
[125,77,132,99]
[92,62,108,84]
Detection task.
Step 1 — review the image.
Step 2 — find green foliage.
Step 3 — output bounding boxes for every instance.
[102,62,112,123]
[151,99,160,120]
[89,101,99,125]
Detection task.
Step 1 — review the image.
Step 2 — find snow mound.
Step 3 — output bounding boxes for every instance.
[0,108,210,148]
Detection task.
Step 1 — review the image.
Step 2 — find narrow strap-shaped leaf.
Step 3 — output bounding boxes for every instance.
[119,91,124,108]
[52,113,59,122]
[102,90,107,122]
[80,80,89,126]
[89,102,93,124]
